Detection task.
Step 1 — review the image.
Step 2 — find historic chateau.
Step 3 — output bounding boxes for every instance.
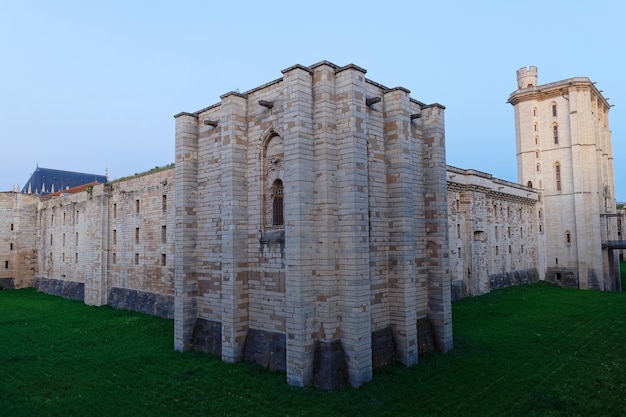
[0,62,620,389]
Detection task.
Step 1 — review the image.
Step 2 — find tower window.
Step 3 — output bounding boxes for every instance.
[555,164,562,191]
[272,180,284,226]
[566,231,571,245]
[553,124,559,145]
[552,103,557,117]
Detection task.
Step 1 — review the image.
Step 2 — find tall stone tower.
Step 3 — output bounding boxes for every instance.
[174,61,453,390]
[508,66,620,290]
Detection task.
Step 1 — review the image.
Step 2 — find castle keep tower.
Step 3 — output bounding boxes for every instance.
[174,61,452,389]
[508,67,620,290]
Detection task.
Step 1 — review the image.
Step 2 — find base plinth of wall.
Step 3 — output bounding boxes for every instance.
[489,268,539,291]
[34,277,84,301]
[313,339,348,391]
[417,318,436,355]
[243,328,286,371]
[371,327,396,369]
[0,277,15,289]
[545,268,578,289]
[191,318,222,356]
[108,287,174,319]
[450,279,467,301]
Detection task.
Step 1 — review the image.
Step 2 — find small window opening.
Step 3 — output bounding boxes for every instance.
[553,125,559,145]
[272,180,284,226]
[161,254,167,266]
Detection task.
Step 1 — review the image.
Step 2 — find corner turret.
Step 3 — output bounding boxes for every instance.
[516,66,538,89]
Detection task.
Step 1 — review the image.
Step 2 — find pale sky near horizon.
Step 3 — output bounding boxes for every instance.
[1,1,625,200]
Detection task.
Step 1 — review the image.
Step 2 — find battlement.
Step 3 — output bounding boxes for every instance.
[516,66,538,89]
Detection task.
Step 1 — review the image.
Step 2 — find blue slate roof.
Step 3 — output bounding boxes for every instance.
[21,167,108,195]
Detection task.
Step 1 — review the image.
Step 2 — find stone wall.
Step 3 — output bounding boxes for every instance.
[447,166,540,299]
[32,168,175,311]
[175,61,452,389]
[0,192,38,288]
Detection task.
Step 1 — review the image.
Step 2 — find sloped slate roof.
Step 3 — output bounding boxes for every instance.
[21,167,107,195]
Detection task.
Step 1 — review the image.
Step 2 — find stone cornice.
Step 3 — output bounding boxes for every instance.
[507,76,610,108]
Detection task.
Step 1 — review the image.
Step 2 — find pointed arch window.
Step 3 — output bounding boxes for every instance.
[272,179,284,226]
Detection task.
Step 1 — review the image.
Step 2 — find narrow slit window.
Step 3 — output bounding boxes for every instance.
[553,124,559,145]
[272,180,284,226]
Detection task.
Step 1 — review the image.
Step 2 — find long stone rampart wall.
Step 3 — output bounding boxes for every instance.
[18,168,176,315]
[447,166,540,299]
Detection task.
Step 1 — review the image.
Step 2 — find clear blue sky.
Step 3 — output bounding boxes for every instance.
[1,1,624,200]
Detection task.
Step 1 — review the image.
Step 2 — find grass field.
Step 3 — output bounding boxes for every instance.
[3,283,626,416]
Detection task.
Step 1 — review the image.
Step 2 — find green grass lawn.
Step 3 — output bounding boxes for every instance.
[2,283,626,417]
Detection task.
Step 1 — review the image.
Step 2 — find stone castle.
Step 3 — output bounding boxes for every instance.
[0,62,621,389]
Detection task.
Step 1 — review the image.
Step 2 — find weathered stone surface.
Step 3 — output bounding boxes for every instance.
[34,277,84,301]
[190,319,222,357]
[489,268,539,291]
[243,328,286,371]
[545,267,578,289]
[108,287,174,319]
[371,327,396,369]
[417,318,436,356]
[0,277,15,289]
[313,340,348,391]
